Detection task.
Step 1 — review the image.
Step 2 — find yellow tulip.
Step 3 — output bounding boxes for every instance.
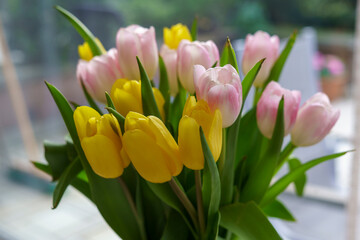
[178,96,222,170]
[164,23,192,49]
[74,106,130,178]
[123,112,182,183]
[78,39,106,61]
[110,79,165,120]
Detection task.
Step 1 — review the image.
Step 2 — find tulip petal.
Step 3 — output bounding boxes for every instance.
[208,109,223,161]
[74,106,101,140]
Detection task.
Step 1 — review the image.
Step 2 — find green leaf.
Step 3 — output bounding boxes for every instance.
[44,141,70,181]
[240,98,284,203]
[53,157,83,208]
[55,5,103,56]
[220,38,239,73]
[161,210,189,240]
[288,158,306,196]
[105,91,115,109]
[46,81,144,239]
[191,17,198,41]
[159,55,171,122]
[211,61,218,68]
[32,161,53,175]
[200,128,221,240]
[168,85,187,139]
[242,59,265,102]
[220,202,281,240]
[81,80,103,115]
[137,57,162,119]
[261,150,351,207]
[105,107,125,134]
[264,31,297,87]
[262,199,295,221]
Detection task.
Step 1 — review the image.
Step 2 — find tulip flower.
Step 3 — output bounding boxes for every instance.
[257,81,301,139]
[242,31,280,87]
[178,96,222,170]
[116,25,158,80]
[78,39,106,61]
[194,64,242,127]
[163,23,192,49]
[291,93,340,146]
[177,40,219,93]
[76,48,123,103]
[110,79,165,120]
[123,112,182,183]
[160,45,179,95]
[74,106,130,178]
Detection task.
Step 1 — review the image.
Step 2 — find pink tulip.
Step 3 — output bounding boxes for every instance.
[177,40,219,93]
[160,44,178,95]
[257,81,301,139]
[194,64,242,127]
[116,25,158,80]
[291,93,340,146]
[242,31,280,87]
[76,48,123,103]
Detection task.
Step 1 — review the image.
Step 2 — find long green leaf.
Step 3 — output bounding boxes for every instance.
[137,57,162,119]
[264,31,297,87]
[161,210,189,240]
[55,6,103,56]
[105,92,115,109]
[242,59,265,102]
[159,55,171,122]
[81,81,102,115]
[168,84,187,139]
[53,157,83,208]
[262,199,295,221]
[220,38,239,73]
[288,158,306,196]
[46,81,143,239]
[190,17,198,41]
[43,141,70,181]
[220,202,281,240]
[261,150,351,207]
[240,98,284,203]
[200,128,221,240]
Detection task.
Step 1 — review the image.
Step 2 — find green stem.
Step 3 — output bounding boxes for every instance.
[275,142,296,174]
[217,128,227,175]
[195,170,205,236]
[169,178,199,232]
[118,177,147,240]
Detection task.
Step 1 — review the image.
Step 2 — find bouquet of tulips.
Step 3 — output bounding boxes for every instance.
[33,6,350,240]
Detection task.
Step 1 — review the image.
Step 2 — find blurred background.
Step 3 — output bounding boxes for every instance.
[0,0,358,239]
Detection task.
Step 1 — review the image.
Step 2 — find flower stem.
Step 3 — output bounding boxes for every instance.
[217,128,227,175]
[118,177,147,240]
[274,142,296,174]
[169,178,199,232]
[195,170,205,236]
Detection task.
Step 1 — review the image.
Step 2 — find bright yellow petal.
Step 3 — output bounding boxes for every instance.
[81,135,124,178]
[112,88,143,117]
[111,79,129,96]
[153,88,165,121]
[182,96,197,117]
[74,106,101,140]
[98,114,122,149]
[178,116,204,170]
[163,27,173,48]
[207,109,222,162]
[78,42,93,61]
[123,129,173,183]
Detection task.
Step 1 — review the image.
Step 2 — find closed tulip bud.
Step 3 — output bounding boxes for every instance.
[160,45,178,95]
[177,40,219,93]
[110,79,165,120]
[116,25,158,80]
[242,31,280,87]
[123,112,182,183]
[291,93,340,146]
[74,106,130,178]
[178,96,222,170]
[194,64,242,127]
[257,81,301,139]
[164,23,192,49]
[76,48,123,103]
[78,38,106,61]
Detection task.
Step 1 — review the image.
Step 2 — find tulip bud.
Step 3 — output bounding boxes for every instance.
[74,106,130,178]
[123,112,182,183]
[164,23,192,49]
[76,48,123,103]
[194,64,242,127]
[257,81,301,139]
[291,93,340,146]
[160,45,178,95]
[116,25,158,80]
[110,79,165,120]
[78,38,106,61]
[177,40,219,93]
[178,96,222,170]
[242,31,280,87]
